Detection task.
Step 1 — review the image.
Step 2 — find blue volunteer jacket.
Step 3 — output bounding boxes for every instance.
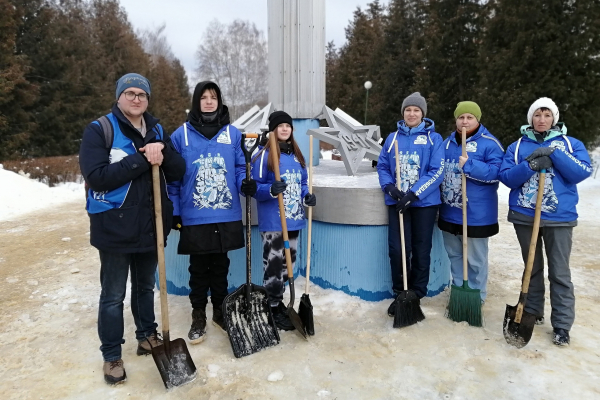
[252,147,309,232]
[377,118,445,207]
[167,122,246,225]
[499,123,592,222]
[440,124,505,226]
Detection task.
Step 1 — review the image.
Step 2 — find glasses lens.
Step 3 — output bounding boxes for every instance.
[124,92,148,101]
[138,93,148,101]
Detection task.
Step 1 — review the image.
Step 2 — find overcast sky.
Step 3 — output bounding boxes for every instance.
[119,0,386,80]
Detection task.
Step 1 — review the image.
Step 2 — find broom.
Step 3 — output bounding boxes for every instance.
[393,141,425,328]
[445,127,483,327]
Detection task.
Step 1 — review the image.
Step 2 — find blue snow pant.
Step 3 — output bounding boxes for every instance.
[387,205,438,298]
[441,232,489,301]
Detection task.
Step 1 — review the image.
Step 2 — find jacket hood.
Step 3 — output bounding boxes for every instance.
[188,81,230,127]
[520,122,567,142]
[397,118,435,135]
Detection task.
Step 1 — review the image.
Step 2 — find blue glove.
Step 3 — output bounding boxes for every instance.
[529,156,553,171]
[270,180,287,196]
[241,179,257,196]
[303,193,316,207]
[384,184,405,201]
[395,191,418,214]
[526,147,555,161]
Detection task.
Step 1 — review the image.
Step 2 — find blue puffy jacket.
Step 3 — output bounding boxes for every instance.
[252,147,309,232]
[440,124,505,226]
[499,123,592,222]
[377,118,445,207]
[167,122,246,225]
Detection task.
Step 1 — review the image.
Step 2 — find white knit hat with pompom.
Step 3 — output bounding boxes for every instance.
[527,97,559,126]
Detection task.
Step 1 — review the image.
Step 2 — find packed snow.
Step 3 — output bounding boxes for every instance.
[0,161,599,399]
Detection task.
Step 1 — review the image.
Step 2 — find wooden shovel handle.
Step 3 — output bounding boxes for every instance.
[269,133,295,283]
[394,141,408,291]
[305,135,313,294]
[152,164,171,346]
[461,127,468,281]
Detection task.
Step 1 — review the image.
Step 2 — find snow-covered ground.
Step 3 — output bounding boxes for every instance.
[1,164,599,399]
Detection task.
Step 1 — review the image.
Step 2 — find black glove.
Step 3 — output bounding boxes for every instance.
[270,180,287,196]
[384,184,405,201]
[172,215,182,230]
[372,160,378,168]
[241,178,257,196]
[303,193,316,207]
[395,191,418,214]
[529,156,553,171]
[526,146,555,161]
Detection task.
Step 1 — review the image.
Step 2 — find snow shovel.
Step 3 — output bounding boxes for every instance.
[150,164,197,389]
[393,141,425,328]
[503,170,546,348]
[269,131,308,339]
[298,134,315,336]
[222,133,280,358]
[446,127,482,327]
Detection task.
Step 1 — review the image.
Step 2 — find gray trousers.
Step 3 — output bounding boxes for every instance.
[513,224,575,330]
[442,232,489,301]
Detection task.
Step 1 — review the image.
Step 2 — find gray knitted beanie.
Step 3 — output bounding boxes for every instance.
[401,92,427,117]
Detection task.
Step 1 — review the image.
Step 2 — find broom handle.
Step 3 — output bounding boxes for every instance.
[515,170,546,322]
[269,132,296,308]
[152,164,170,352]
[305,135,313,294]
[461,128,468,283]
[394,141,408,291]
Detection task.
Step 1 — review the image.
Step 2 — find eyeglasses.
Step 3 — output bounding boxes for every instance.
[123,91,149,102]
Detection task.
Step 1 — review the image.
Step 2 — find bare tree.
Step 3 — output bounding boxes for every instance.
[138,23,175,63]
[195,19,268,120]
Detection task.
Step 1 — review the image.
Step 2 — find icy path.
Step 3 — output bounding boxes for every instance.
[0,180,599,399]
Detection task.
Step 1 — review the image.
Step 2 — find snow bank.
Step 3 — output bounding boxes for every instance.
[0,166,84,222]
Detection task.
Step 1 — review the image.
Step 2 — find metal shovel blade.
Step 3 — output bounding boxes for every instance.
[288,306,308,339]
[298,293,315,336]
[503,304,536,348]
[223,283,280,358]
[151,338,197,389]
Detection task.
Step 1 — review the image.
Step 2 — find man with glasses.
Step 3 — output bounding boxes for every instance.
[79,73,185,385]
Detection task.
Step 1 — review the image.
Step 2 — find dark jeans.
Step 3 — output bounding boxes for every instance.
[188,252,230,310]
[98,250,158,362]
[388,205,438,298]
[513,224,575,330]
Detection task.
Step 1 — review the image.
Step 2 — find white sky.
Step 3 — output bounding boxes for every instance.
[118,0,385,81]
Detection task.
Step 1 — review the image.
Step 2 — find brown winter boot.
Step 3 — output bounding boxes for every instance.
[136,331,163,356]
[103,359,126,385]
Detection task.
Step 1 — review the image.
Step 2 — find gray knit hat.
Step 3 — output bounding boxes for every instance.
[401,92,427,117]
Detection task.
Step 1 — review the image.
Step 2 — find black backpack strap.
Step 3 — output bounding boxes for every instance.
[96,115,114,149]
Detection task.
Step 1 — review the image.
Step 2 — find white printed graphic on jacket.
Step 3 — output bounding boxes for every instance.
[441,159,463,208]
[280,169,304,221]
[192,152,233,210]
[517,169,558,213]
[394,151,421,192]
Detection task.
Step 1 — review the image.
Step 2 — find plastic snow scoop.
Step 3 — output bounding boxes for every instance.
[393,141,425,328]
[446,127,483,327]
[150,164,197,389]
[503,169,546,348]
[269,131,308,339]
[223,133,280,358]
[298,134,315,336]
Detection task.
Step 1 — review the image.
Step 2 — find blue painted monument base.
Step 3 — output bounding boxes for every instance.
[162,221,450,302]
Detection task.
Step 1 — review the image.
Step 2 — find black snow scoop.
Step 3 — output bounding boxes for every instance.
[269,131,308,339]
[503,170,546,348]
[150,165,197,389]
[298,134,315,336]
[223,133,280,358]
[392,141,425,328]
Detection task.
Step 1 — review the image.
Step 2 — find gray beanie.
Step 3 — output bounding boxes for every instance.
[401,92,427,117]
[115,73,151,100]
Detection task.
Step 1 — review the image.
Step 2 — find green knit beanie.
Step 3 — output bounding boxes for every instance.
[454,101,482,121]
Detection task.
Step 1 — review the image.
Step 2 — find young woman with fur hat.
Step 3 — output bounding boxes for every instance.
[251,111,316,331]
[167,81,258,344]
[439,101,505,303]
[376,92,445,317]
[499,97,592,346]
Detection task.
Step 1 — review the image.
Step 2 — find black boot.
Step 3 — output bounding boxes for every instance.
[271,302,295,331]
[188,308,207,344]
[212,306,227,332]
[553,328,570,346]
